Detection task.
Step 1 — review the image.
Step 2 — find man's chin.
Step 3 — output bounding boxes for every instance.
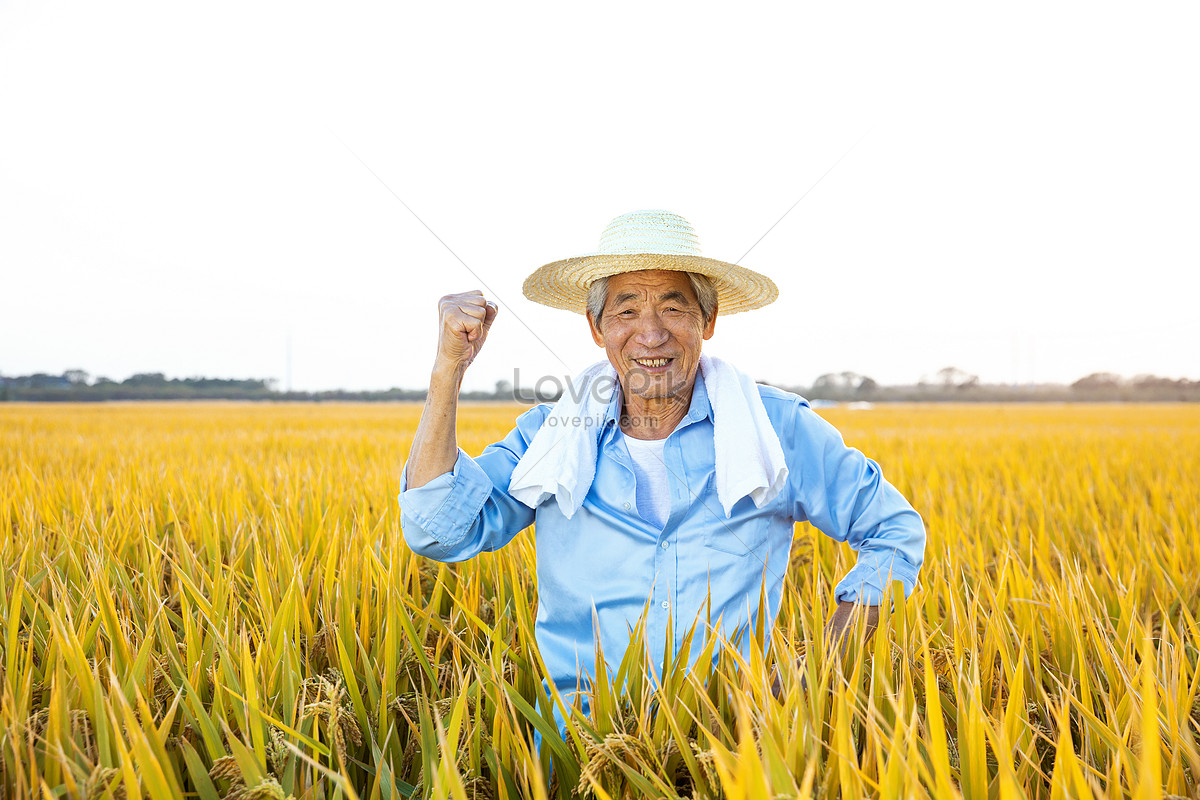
[620,365,695,400]
[627,378,685,401]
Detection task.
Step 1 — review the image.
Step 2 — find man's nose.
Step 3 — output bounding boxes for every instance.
[633,315,669,347]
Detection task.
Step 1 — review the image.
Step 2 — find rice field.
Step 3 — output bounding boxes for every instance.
[1,401,1198,799]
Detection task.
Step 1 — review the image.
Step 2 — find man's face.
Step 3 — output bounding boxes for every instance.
[587,269,717,403]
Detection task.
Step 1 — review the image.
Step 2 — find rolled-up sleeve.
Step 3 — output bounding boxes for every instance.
[398,403,552,562]
[398,449,495,556]
[787,401,926,605]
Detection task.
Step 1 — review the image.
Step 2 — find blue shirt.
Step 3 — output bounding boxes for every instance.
[398,378,925,731]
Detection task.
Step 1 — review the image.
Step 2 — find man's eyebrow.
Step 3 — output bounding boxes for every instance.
[659,290,691,305]
[611,292,640,306]
[609,289,694,308]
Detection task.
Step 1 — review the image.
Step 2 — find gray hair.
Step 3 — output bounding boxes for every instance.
[586,271,718,329]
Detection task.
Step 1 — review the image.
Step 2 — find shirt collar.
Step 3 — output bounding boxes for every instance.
[686,371,713,423]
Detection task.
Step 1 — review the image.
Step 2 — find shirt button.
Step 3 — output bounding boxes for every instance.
[623,502,631,510]
[661,600,670,609]
[661,541,669,550]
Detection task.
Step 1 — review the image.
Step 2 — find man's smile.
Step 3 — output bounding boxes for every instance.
[631,357,675,370]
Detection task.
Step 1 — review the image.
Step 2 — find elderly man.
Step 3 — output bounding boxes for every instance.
[399,209,925,737]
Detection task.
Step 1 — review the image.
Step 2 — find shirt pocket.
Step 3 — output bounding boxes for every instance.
[704,516,770,557]
[700,474,771,557]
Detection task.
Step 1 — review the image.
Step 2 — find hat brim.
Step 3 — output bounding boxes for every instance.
[522,253,778,316]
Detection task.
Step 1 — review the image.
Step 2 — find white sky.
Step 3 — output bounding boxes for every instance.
[2,1,1197,392]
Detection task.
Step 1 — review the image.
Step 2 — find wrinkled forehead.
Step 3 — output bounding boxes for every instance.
[602,269,697,299]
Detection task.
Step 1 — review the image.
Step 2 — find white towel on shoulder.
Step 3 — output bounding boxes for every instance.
[508,354,788,519]
[507,360,614,518]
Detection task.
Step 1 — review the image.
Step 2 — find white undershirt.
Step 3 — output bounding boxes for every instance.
[622,434,671,530]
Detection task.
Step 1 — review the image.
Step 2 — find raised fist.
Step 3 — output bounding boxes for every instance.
[435,290,498,371]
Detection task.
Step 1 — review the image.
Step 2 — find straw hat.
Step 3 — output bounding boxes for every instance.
[522,210,778,316]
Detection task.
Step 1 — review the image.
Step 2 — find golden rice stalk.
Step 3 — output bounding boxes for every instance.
[1,402,1196,798]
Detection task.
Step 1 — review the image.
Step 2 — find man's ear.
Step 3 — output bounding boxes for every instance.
[702,303,718,340]
[587,311,604,347]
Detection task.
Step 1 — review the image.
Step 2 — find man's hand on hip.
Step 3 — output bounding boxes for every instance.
[771,601,880,700]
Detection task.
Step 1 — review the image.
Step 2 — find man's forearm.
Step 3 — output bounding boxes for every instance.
[405,362,467,489]
[772,601,881,698]
[824,600,880,657]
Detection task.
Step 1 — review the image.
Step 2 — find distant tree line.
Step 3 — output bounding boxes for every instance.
[770,368,1200,403]
[3,368,1199,403]
[1,371,279,401]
